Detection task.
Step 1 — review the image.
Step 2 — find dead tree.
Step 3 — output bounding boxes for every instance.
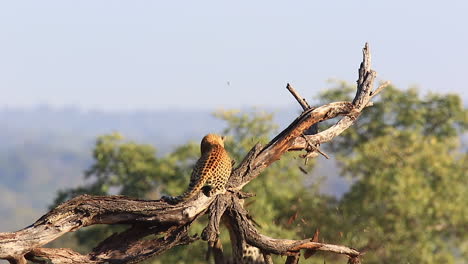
[0,43,388,264]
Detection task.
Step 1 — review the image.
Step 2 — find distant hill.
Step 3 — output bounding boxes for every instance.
[0,106,228,152]
[0,106,347,232]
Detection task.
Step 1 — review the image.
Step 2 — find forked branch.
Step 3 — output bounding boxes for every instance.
[0,43,387,264]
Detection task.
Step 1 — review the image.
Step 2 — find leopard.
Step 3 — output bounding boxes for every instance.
[163,133,232,204]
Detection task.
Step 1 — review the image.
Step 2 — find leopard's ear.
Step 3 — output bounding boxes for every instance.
[221,136,226,141]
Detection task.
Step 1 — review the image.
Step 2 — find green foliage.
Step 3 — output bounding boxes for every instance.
[304,82,468,263]
[51,83,467,263]
[333,131,467,263]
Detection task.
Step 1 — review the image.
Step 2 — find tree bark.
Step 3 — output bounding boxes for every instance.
[0,43,386,264]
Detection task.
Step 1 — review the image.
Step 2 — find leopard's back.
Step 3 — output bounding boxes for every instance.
[187,144,231,198]
[163,134,232,203]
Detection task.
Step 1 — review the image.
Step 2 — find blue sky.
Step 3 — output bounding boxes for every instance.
[0,0,466,110]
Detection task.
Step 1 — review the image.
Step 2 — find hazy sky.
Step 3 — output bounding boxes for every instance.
[0,0,466,110]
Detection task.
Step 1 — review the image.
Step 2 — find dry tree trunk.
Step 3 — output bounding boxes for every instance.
[0,43,388,264]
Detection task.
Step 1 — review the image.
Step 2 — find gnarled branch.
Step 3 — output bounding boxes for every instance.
[0,43,387,264]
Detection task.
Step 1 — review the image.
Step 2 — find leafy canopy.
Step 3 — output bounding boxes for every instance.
[303,82,468,263]
[52,83,467,264]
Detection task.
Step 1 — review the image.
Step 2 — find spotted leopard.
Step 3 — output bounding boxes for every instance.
[163,134,232,203]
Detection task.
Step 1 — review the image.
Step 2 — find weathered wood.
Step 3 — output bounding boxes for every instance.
[286,83,311,111]
[226,195,361,258]
[0,194,209,262]
[0,43,386,263]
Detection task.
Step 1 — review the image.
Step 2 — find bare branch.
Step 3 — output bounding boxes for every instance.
[0,43,385,264]
[286,83,311,111]
[301,133,330,159]
[0,195,205,261]
[371,80,391,98]
[226,195,361,261]
[25,248,96,264]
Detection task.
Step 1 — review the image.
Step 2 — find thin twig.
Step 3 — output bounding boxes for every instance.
[371,81,391,98]
[301,133,330,159]
[286,83,311,111]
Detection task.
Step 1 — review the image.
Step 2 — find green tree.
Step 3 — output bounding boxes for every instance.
[298,83,468,263]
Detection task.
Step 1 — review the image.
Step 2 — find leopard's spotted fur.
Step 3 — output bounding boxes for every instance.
[163,134,231,203]
[242,246,264,264]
